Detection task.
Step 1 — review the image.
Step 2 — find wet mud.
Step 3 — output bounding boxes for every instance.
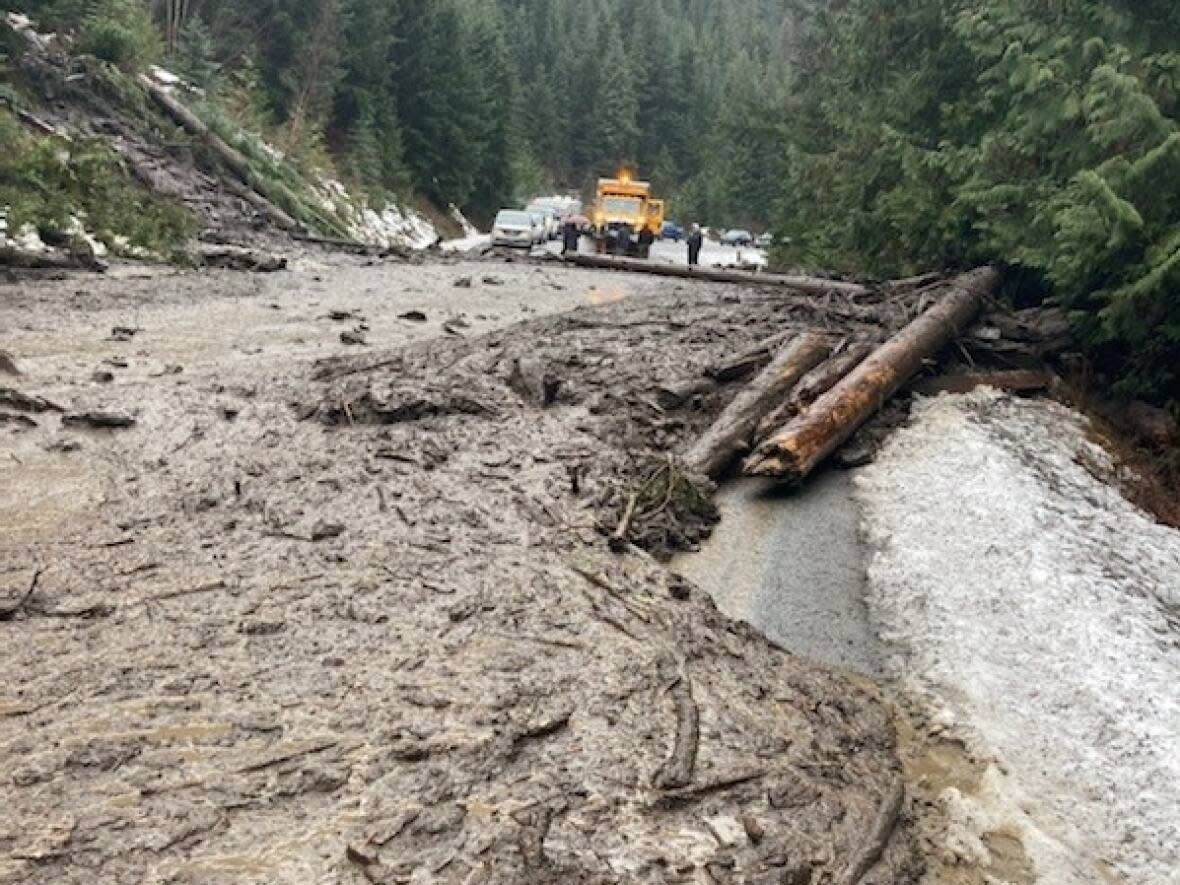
[0,253,931,883]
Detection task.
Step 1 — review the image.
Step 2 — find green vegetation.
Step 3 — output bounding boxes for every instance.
[11,0,796,226]
[6,1,1178,403]
[0,107,192,256]
[774,1,1180,406]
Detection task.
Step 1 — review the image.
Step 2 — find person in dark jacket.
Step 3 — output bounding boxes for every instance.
[616,224,634,257]
[561,219,580,255]
[687,224,703,267]
[637,224,655,259]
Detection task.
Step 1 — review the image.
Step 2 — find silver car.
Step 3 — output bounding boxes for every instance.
[493,210,537,249]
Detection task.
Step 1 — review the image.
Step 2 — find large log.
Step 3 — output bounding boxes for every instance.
[566,252,870,297]
[685,333,832,478]
[138,76,302,233]
[744,266,1000,480]
[653,331,796,410]
[754,342,874,443]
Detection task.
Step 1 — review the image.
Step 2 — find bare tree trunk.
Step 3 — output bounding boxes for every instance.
[745,267,1000,481]
[139,75,303,232]
[685,333,833,479]
[754,342,874,443]
[566,253,871,297]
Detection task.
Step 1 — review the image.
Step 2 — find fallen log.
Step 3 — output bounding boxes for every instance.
[0,244,102,271]
[652,330,797,411]
[909,368,1052,397]
[705,331,795,382]
[566,252,870,297]
[138,76,302,233]
[745,266,1001,481]
[685,332,832,478]
[755,342,874,443]
[198,245,286,273]
[0,387,65,413]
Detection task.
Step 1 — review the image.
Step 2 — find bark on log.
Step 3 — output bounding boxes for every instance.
[745,267,1000,481]
[685,333,832,478]
[705,331,795,383]
[566,252,870,297]
[755,343,874,443]
[653,330,796,410]
[138,76,302,233]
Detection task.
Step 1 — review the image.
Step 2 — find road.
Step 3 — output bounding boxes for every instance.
[445,232,768,269]
[0,248,916,883]
[676,472,882,678]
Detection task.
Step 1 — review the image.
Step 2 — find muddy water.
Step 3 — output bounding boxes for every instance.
[676,471,882,677]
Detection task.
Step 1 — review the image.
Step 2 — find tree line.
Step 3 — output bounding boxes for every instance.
[11,0,799,228]
[773,0,1180,406]
[11,1,1179,403]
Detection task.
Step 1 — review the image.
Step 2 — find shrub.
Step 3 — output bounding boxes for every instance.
[79,0,160,71]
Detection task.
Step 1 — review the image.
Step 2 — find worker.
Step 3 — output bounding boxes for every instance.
[687,224,703,267]
[561,218,580,255]
[637,224,655,259]
[616,224,633,258]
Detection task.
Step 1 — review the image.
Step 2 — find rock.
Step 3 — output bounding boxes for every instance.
[310,520,345,541]
[453,276,473,288]
[62,411,136,429]
[482,275,505,286]
[109,326,141,341]
[238,618,286,636]
[92,370,115,384]
[398,310,427,323]
[0,350,20,375]
[341,330,367,346]
[834,441,874,469]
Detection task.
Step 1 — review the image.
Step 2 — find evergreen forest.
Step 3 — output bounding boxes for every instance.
[4,0,1180,403]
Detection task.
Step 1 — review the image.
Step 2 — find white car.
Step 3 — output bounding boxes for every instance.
[492,210,537,249]
[527,212,548,244]
[526,203,561,240]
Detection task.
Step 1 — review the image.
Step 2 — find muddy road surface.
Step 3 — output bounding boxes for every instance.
[1,252,926,884]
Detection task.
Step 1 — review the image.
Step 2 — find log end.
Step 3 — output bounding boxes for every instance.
[741,449,798,479]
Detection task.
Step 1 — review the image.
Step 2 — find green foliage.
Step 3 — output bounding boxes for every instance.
[774,0,1180,405]
[81,0,160,69]
[0,108,192,255]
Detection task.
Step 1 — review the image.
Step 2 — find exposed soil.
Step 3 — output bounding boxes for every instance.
[1,253,931,884]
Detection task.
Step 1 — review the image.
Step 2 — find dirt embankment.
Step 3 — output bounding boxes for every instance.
[1,256,930,884]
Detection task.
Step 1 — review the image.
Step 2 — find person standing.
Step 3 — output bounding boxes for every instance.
[561,218,580,256]
[616,224,634,258]
[687,224,703,267]
[637,224,655,259]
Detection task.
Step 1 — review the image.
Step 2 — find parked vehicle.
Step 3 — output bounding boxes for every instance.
[493,210,538,248]
[721,229,754,247]
[662,221,685,242]
[525,202,561,240]
[527,212,548,244]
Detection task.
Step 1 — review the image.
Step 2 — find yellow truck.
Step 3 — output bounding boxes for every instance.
[590,170,665,258]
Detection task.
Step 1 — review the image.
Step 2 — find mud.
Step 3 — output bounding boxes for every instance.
[0,253,937,884]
